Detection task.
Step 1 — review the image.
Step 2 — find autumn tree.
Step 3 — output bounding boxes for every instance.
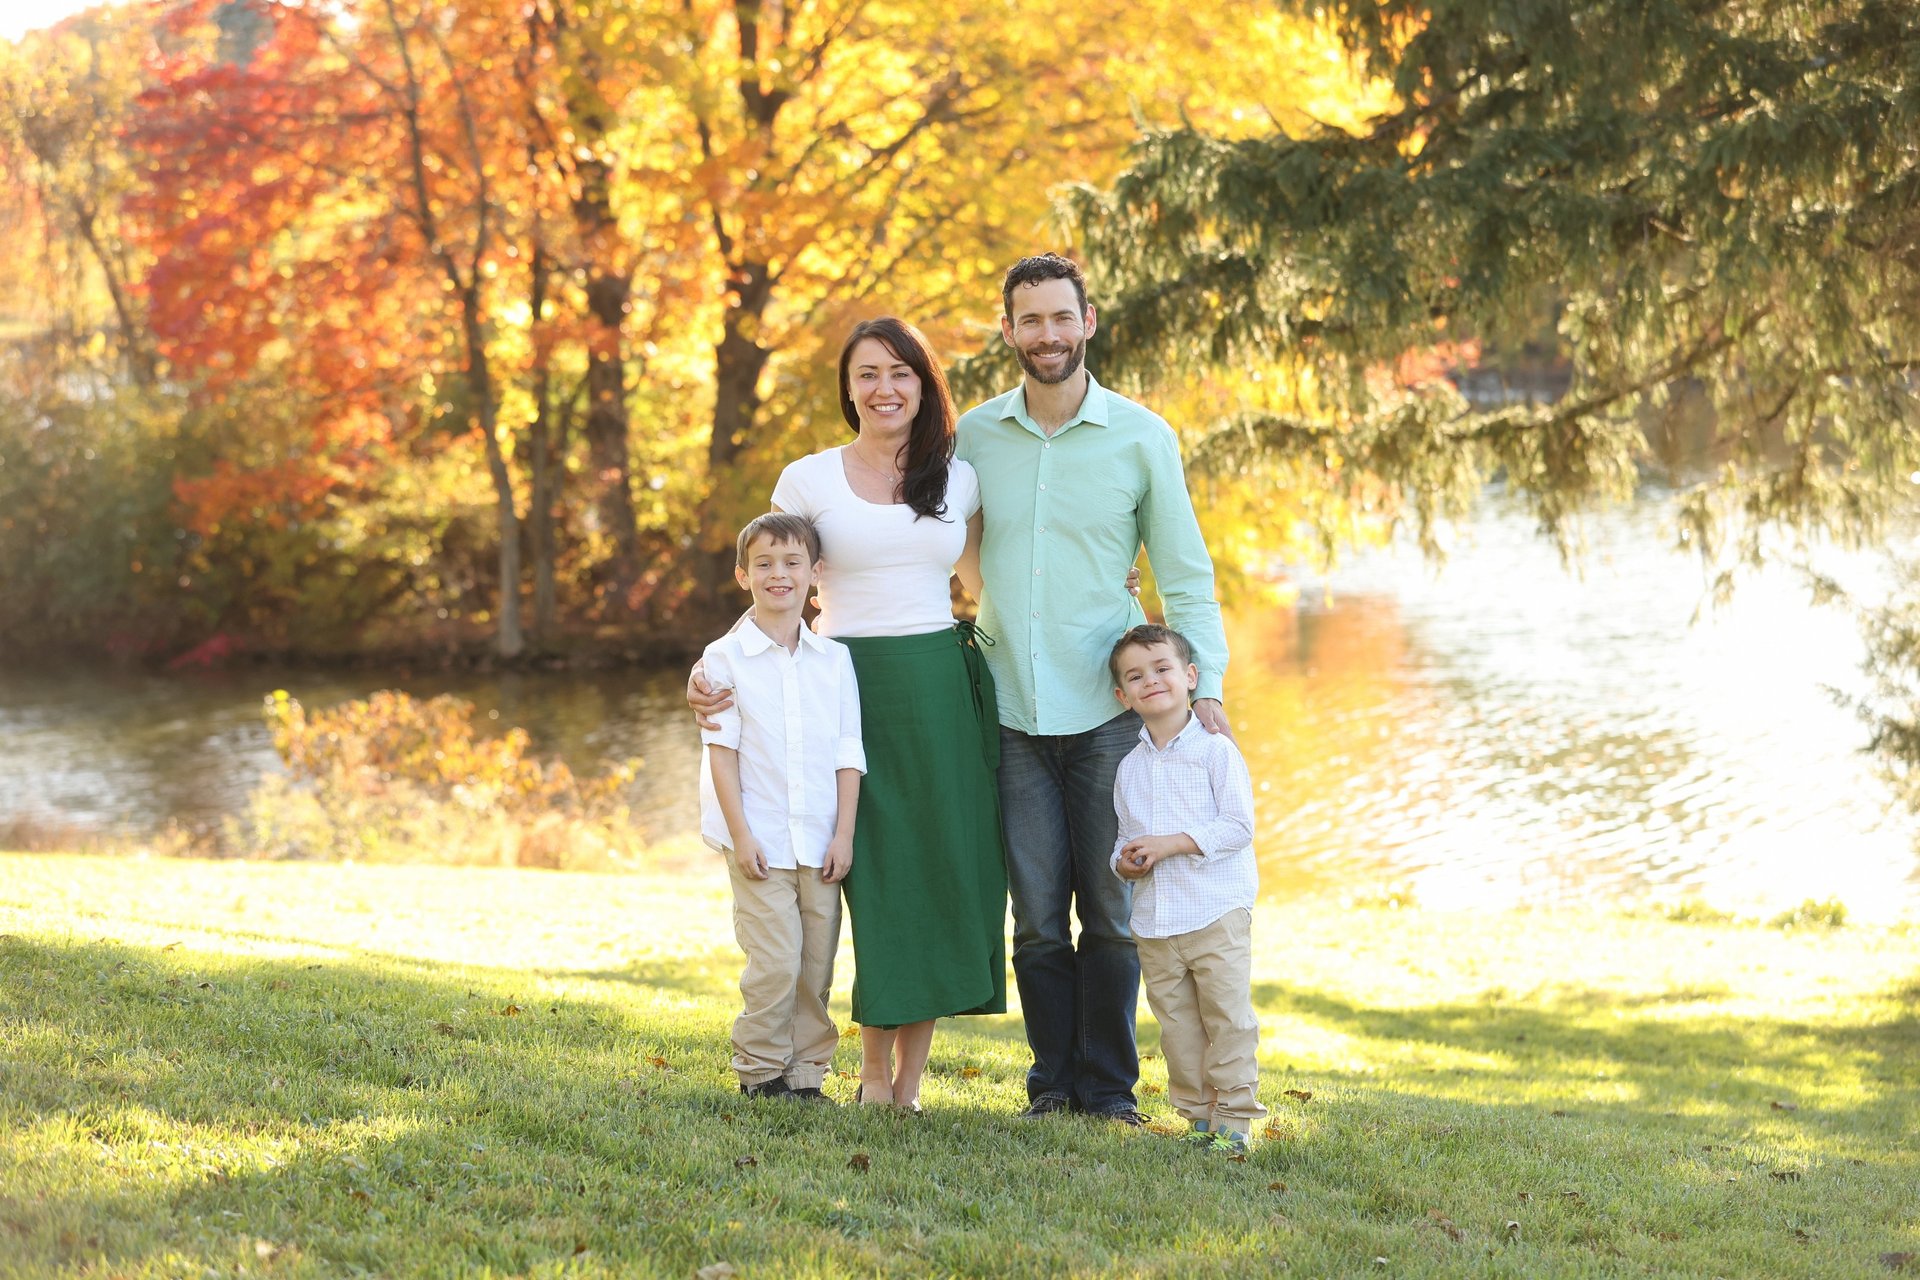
[634,0,1370,609]
[0,15,157,385]
[135,0,557,656]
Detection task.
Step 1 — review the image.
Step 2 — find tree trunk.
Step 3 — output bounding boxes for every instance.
[583,271,640,600]
[74,206,157,388]
[695,261,775,600]
[462,287,524,658]
[526,249,564,647]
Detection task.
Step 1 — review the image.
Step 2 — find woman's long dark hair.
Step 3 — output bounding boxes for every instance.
[837,317,955,521]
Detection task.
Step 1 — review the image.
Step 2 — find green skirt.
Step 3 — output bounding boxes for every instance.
[840,623,1008,1027]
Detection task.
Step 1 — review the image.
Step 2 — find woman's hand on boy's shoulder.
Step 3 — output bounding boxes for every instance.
[688,660,734,730]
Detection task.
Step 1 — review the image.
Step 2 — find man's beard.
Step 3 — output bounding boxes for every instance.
[1016,338,1087,385]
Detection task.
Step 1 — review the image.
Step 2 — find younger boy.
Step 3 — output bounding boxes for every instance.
[1108,623,1266,1151]
[700,512,865,1102]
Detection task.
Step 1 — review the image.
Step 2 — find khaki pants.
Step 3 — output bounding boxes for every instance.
[1136,907,1267,1134]
[727,860,841,1088]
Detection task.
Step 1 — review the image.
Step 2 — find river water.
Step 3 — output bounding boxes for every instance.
[3,491,1916,918]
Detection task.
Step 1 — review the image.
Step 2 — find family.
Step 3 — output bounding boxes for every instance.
[688,253,1267,1152]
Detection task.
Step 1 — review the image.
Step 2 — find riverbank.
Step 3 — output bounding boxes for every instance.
[2,853,1915,1278]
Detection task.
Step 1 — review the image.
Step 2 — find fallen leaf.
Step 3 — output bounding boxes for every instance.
[268,979,289,991]
[1373,1258,1389,1268]
[498,1003,522,1017]
[161,942,181,952]
[1283,1089,1313,1102]
[1882,1255,1917,1273]
[646,1055,671,1071]
[196,981,213,990]
[1426,1210,1463,1242]
[1503,1221,1521,1239]
[1262,1122,1289,1141]
[696,1265,739,1280]
[1141,1084,1164,1095]
[733,1155,757,1169]
[1770,1100,1799,1112]
[1770,1169,1802,1182]
[848,1153,870,1172]
[1228,1152,1248,1163]
[433,1022,459,1037]
[959,1067,981,1079]
[1654,1232,1681,1242]
[572,1242,589,1256]
[1549,1109,1568,1117]
[348,1189,371,1205]
[1268,1181,1287,1193]
[1793,1229,1814,1243]
[1517,1193,1532,1203]
[839,1025,860,1039]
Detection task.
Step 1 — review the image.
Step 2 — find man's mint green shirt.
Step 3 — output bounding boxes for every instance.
[956,372,1228,736]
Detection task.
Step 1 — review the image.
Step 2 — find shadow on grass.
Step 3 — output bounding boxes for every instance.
[3,933,1916,1278]
[1251,977,1920,1145]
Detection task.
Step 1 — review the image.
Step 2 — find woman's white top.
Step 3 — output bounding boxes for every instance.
[771,447,980,638]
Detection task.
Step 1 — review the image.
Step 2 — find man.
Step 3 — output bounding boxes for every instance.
[960,253,1230,1123]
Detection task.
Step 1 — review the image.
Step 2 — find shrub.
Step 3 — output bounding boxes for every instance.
[1768,898,1850,931]
[231,690,643,869]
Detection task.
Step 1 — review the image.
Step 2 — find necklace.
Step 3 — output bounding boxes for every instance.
[847,441,903,483]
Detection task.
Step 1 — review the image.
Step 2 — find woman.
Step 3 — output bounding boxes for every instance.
[763,317,1006,1109]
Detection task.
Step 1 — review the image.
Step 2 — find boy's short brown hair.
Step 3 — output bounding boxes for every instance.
[735,512,822,568]
[1108,623,1195,686]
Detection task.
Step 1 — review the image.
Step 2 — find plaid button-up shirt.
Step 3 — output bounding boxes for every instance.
[1110,715,1258,938]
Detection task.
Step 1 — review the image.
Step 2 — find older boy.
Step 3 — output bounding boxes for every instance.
[1108,624,1265,1151]
[701,512,865,1102]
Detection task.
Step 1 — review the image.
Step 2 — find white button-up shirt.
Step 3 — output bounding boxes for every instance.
[1110,715,1258,938]
[698,621,866,869]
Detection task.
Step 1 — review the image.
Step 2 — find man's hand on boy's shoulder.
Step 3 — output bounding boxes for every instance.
[1193,698,1234,741]
[822,835,853,884]
[688,661,733,731]
[732,834,770,881]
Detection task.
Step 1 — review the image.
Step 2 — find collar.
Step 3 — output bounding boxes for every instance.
[1137,710,1204,752]
[737,616,829,656]
[1000,371,1111,438]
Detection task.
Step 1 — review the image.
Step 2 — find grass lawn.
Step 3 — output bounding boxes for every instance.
[1,852,1916,1279]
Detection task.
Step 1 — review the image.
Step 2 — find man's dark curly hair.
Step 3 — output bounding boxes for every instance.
[1001,253,1088,319]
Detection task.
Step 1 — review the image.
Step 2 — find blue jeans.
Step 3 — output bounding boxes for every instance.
[997,710,1142,1113]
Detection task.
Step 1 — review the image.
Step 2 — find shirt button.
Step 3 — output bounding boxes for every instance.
[1034,568,1042,575]
[1038,484,1046,491]
[1032,611,1039,618]
[1043,442,1051,449]
[1037,526,1045,533]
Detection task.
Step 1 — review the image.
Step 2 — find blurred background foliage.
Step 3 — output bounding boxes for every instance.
[0,0,1394,662]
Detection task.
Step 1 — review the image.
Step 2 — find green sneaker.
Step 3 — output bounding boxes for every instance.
[1177,1120,1215,1148]
[1209,1131,1250,1155]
